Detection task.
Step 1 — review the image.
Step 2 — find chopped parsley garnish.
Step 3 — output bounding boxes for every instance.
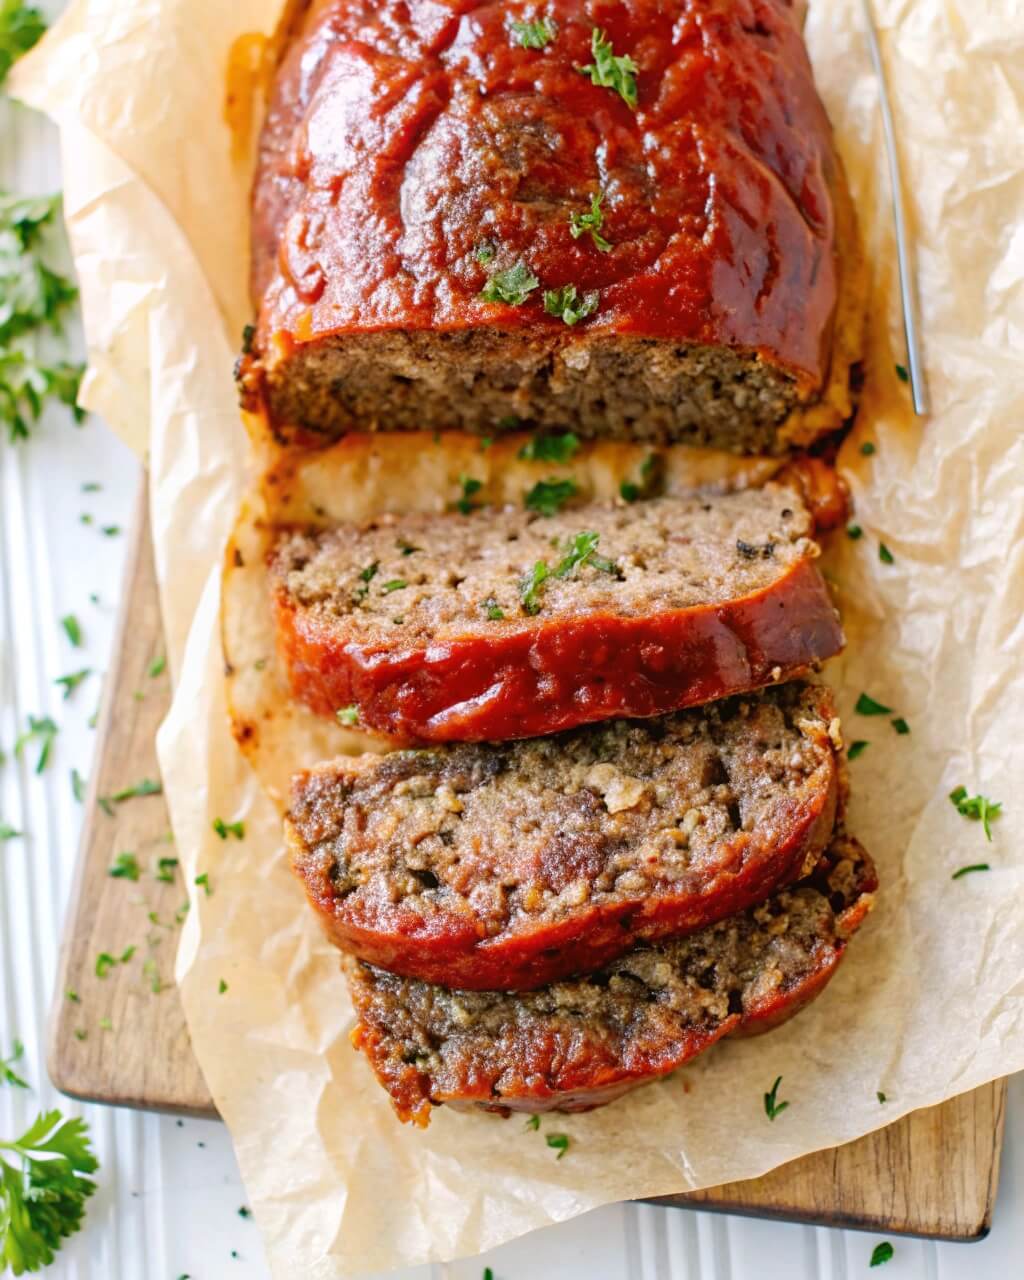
[240,323,255,354]
[108,851,140,881]
[98,1017,112,1031]
[619,481,641,503]
[860,441,876,456]
[525,477,578,516]
[65,990,79,1004]
[0,1107,98,1270]
[763,1075,789,1121]
[0,822,21,841]
[336,705,360,727]
[569,191,612,252]
[543,283,599,326]
[98,777,162,814]
[520,560,550,615]
[457,474,483,515]
[0,2,47,87]
[483,598,504,621]
[847,740,869,761]
[81,481,101,493]
[580,27,639,109]
[238,1205,252,1219]
[212,818,245,840]
[119,945,135,964]
[55,667,91,700]
[61,613,83,647]
[381,578,407,594]
[73,1029,87,1041]
[895,364,908,383]
[142,957,165,994]
[480,261,539,306]
[620,452,661,503]
[951,862,991,879]
[510,17,556,49]
[870,1241,894,1267]
[846,523,863,540]
[475,242,495,265]
[878,542,894,564]
[101,524,121,538]
[352,561,379,603]
[555,530,619,579]
[94,952,117,979]
[517,431,579,463]
[545,1132,570,1159]
[877,1091,887,1103]
[148,654,166,678]
[524,1115,540,1131]
[396,537,419,556]
[855,693,892,716]
[949,786,1002,841]
[195,873,211,896]
[218,979,228,995]
[71,768,86,802]
[155,856,179,884]
[14,714,57,773]
[891,717,910,735]
[0,1040,27,1089]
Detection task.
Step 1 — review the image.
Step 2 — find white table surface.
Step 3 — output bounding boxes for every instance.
[1,15,1022,1279]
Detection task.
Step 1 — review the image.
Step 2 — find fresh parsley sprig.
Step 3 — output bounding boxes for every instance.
[0,1040,28,1089]
[0,1109,98,1273]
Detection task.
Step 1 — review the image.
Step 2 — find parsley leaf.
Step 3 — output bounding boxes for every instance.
[891,717,910,735]
[524,1115,540,1131]
[155,856,178,884]
[212,817,245,840]
[877,1091,887,1103]
[70,769,86,803]
[480,261,539,306]
[554,531,619,579]
[0,1108,98,1271]
[846,523,863,540]
[54,667,91,700]
[195,872,211,897]
[14,714,57,773]
[94,952,117,979]
[457,474,483,515]
[482,598,504,621]
[520,561,550,615]
[894,364,908,383]
[381,578,407,594]
[948,786,1002,841]
[510,17,556,49]
[0,1040,28,1089]
[870,1241,894,1267]
[148,654,166,678]
[336,705,360,727]
[0,822,21,841]
[108,851,140,882]
[98,778,161,813]
[763,1075,789,1121]
[580,27,639,108]
[60,614,82,647]
[545,1132,570,1159]
[860,441,876,456]
[847,740,869,761]
[525,477,578,516]
[353,561,379,603]
[878,541,894,564]
[855,693,892,716]
[543,283,599,326]
[218,979,228,995]
[517,432,579,463]
[569,191,612,252]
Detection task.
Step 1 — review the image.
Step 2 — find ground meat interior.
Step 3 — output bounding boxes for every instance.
[273,484,815,644]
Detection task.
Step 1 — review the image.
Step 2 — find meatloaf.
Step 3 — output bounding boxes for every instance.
[242,0,863,452]
[289,681,843,989]
[345,830,876,1124]
[272,483,843,743]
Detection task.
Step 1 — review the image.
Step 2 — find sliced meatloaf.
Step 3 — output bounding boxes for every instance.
[288,681,844,990]
[241,0,863,453]
[272,484,843,743]
[345,831,876,1124]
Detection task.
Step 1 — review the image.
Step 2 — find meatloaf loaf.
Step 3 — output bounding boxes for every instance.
[345,830,876,1124]
[272,483,843,743]
[242,0,863,452]
[288,681,843,990]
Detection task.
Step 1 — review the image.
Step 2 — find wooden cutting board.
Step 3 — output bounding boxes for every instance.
[48,484,1007,1240]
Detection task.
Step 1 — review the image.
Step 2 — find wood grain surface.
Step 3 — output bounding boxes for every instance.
[48,484,1006,1238]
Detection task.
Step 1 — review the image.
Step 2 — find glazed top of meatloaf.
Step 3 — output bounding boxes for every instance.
[345,831,877,1121]
[272,483,821,644]
[251,0,838,389]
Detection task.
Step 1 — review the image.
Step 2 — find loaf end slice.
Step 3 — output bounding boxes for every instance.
[344,830,877,1125]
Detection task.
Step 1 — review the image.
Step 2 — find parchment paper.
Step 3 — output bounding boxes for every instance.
[12,2,1024,1274]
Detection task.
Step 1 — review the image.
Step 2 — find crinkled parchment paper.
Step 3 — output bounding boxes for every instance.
[12,1,1024,1274]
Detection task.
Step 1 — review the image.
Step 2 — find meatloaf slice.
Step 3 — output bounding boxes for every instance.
[288,682,843,991]
[345,831,876,1124]
[242,0,863,453]
[272,483,844,744]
